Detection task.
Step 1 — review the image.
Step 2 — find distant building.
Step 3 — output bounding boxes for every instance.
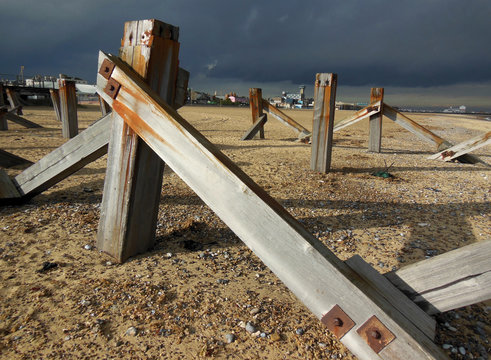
[443,105,466,113]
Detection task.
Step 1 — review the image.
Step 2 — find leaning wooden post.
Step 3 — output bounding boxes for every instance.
[249,88,265,139]
[58,79,78,138]
[5,88,22,115]
[368,88,384,152]
[98,94,111,116]
[97,19,180,262]
[310,73,337,173]
[49,89,62,122]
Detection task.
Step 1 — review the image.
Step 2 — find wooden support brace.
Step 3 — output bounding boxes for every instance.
[428,131,491,163]
[0,149,32,168]
[368,88,384,152]
[97,19,180,263]
[13,114,111,198]
[0,169,21,200]
[0,108,7,130]
[0,84,5,107]
[5,88,22,115]
[385,240,491,315]
[310,73,337,173]
[175,67,190,110]
[98,94,112,116]
[5,110,43,128]
[50,89,62,121]
[261,99,311,141]
[59,79,79,138]
[241,114,268,140]
[96,52,447,359]
[249,88,265,139]
[333,102,382,132]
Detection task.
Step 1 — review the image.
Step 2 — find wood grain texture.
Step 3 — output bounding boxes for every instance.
[97,19,180,262]
[310,73,337,173]
[97,52,447,359]
[14,114,111,197]
[386,241,491,314]
[249,88,265,139]
[333,102,382,132]
[50,89,62,121]
[0,149,32,168]
[428,131,490,163]
[98,94,111,116]
[241,114,267,140]
[368,88,384,153]
[261,99,311,140]
[59,80,79,138]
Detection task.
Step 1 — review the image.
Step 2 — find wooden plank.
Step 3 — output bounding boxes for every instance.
[368,88,384,153]
[249,88,265,139]
[428,131,491,162]
[50,89,62,121]
[5,88,22,115]
[97,52,447,359]
[241,114,268,140]
[0,169,20,199]
[13,114,111,197]
[175,67,189,110]
[99,94,112,116]
[59,79,79,138]
[0,108,7,130]
[0,84,5,107]
[310,73,337,173]
[261,99,311,140]
[333,102,382,132]
[346,255,436,340]
[386,241,491,315]
[97,19,180,262]
[5,112,43,128]
[0,149,32,168]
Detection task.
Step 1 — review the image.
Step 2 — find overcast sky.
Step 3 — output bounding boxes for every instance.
[2,0,491,109]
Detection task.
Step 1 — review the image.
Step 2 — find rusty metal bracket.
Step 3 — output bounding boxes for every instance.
[321,304,355,339]
[99,59,116,79]
[356,315,396,353]
[104,78,121,99]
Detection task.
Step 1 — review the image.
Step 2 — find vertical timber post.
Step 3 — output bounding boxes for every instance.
[49,89,62,122]
[59,80,78,138]
[368,88,384,152]
[0,84,5,107]
[97,19,180,262]
[98,94,111,116]
[310,73,337,173]
[0,109,7,131]
[249,88,265,139]
[6,88,22,115]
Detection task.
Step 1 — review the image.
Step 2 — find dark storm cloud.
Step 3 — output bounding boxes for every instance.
[1,0,490,90]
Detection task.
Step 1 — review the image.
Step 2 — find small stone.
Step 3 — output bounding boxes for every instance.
[295,328,305,335]
[245,322,256,333]
[447,326,457,332]
[458,347,466,355]
[249,308,260,316]
[165,253,173,258]
[106,261,112,266]
[270,333,281,341]
[224,333,235,343]
[442,344,452,350]
[260,332,267,338]
[318,342,327,348]
[216,278,229,284]
[84,244,92,250]
[64,335,71,341]
[417,223,429,227]
[125,326,138,336]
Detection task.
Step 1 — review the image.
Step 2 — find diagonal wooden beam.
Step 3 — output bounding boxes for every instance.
[333,102,382,132]
[428,131,490,163]
[241,114,268,140]
[5,111,43,128]
[0,169,21,200]
[0,149,33,168]
[13,114,111,197]
[261,99,311,140]
[96,51,447,359]
[385,241,491,315]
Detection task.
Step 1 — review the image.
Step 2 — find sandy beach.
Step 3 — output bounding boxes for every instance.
[0,105,489,359]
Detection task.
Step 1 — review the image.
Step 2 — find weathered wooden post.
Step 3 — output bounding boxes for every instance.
[0,109,8,131]
[0,84,5,107]
[98,94,111,116]
[59,80,78,138]
[368,88,384,152]
[5,88,22,115]
[49,89,61,122]
[249,88,265,139]
[310,73,337,173]
[97,19,180,262]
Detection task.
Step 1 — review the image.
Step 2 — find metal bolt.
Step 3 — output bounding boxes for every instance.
[333,318,343,327]
[104,66,110,73]
[370,329,382,339]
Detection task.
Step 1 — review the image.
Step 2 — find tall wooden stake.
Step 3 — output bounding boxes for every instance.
[0,109,8,131]
[59,80,78,138]
[5,88,22,115]
[97,19,180,262]
[49,89,61,122]
[368,88,384,152]
[249,88,264,139]
[0,84,5,107]
[310,73,337,173]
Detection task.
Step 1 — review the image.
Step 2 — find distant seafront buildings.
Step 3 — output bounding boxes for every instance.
[443,105,467,114]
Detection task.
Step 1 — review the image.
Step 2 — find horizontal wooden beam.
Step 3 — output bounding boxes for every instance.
[0,149,32,168]
[428,131,490,163]
[385,241,491,315]
[333,102,382,132]
[262,99,311,140]
[14,114,111,197]
[96,51,446,359]
[241,114,268,140]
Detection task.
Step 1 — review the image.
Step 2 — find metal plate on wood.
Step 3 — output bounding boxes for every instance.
[99,59,116,79]
[104,78,121,99]
[321,304,355,339]
[356,315,396,353]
